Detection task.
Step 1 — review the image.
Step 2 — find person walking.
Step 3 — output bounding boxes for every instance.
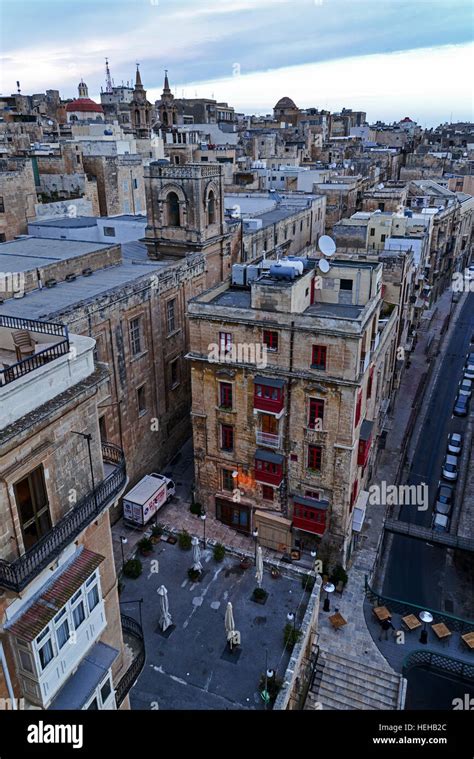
[379,615,395,641]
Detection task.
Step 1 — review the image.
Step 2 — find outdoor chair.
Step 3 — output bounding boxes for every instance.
[12,330,35,362]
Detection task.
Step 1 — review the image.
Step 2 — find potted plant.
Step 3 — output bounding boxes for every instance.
[271,566,280,579]
[123,558,142,579]
[240,556,252,570]
[213,543,226,562]
[189,502,202,516]
[330,564,348,587]
[251,586,268,604]
[137,537,153,557]
[283,623,302,652]
[178,529,192,550]
[302,574,316,592]
[187,567,201,582]
[150,524,163,544]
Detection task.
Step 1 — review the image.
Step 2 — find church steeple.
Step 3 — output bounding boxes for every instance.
[163,70,171,94]
[78,79,88,98]
[134,63,144,91]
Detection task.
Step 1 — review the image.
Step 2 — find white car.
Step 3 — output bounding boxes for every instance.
[447,432,462,455]
[432,513,450,533]
[442,454,458,481]
[459,378,472,397]
[464,364,474,381]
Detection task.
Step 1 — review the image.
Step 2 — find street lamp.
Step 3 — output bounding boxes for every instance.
[252,528,259,564]
[322,582,335,612]
[120,536,128,572]
[200,510,207,548]
[419,610,433,644]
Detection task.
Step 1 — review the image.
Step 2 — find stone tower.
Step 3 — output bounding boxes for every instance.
[143,161,230,286]
[157,70,178,129]
[78,80,89,98]
[130,64,152,139]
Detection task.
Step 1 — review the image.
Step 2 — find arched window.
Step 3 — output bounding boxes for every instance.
[134,109,141,125]
[162,111,168,126]
[172,111,177,125]
[167,192,180,227]
[208,190,216,225]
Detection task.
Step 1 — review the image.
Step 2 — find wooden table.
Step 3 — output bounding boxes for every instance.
[461,632,474,650]
[432,622,452,644]
[373,606,391,622]
[329,612,347,631]
[402,614,422,631]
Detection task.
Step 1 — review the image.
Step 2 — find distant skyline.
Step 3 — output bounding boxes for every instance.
[1,0,473,125]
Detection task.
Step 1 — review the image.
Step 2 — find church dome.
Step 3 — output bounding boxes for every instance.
[66,98,104,114]
[274,96,297,110]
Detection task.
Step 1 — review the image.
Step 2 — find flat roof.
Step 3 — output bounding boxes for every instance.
[305,302,365,319]
[0,237,113,272]
[210,288,252,309]
[29,217,98,228]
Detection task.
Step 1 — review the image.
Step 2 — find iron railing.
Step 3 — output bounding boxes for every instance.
[402,650,474,682]
[115,614,146,707]
[0,314,70,386]
[0,444,126,593]
[365,577,474,635]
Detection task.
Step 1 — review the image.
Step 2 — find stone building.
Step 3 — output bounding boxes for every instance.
[361,182,408,214]
[0,157,37,241]
[0,314,133,710]
[82,153,145,216]
[187,257,398,567]
[65,81,104,124]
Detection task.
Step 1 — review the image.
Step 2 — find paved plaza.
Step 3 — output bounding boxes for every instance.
[119,540,309,710]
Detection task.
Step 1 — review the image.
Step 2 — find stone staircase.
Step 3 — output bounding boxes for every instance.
[306,650,402,711]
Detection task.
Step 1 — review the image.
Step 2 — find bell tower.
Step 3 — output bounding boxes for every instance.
[78,80,88,98]
[143,162,230,286]
[130,64,152,139]
[158,70,178,130]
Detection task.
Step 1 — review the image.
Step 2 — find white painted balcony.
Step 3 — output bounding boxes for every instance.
[256,430,281,449]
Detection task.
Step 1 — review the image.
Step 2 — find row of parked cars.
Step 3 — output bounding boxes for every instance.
[433,432,463,532]
[453,350,474,416]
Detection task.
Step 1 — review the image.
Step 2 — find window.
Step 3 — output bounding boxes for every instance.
[222,469,234,492]
[0,233,6,243]
[98,416,107,442]
[0,196,5,213]
[340,279,353,291]
[14,466,51,550]
[103,226,115,237]
[170,358,179,388]
[129,317,142,356]
[355,389,362,427]
[137,385,146,415]
[18,648,34,673]
[219,382,233,409]
[378,202,385,212]
[100,677,112,704]
[311,345,327,370]
[381,234,386,243]
[367,366,374,399]
[307,445,322,471]
[219,332,232,355]
[133,178,138,189]
[369,228,375,237]
[221,424,234,452]
[262,485,274,501]
[263,330,278,352]
[56,618,70,649]
[38,637,54,671]
[305,490,321,500]
[72,592,86,630]
[167,192,180,226]
[166,299,176,335]
[308,398,324,429]
[87,697,99,710]
[208,190,216,224]
[87,583,100,612]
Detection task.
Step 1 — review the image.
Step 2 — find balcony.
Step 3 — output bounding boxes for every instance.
[0,443,126,593]
[370,333,380,353]
[357,419,374,467]
[0,315,69,387]
[115,614,146,708]
[255,430,281,449]
[253,375,285,416]
[359,352,370,377]
[254,449,284,486]
[292,495,328,536]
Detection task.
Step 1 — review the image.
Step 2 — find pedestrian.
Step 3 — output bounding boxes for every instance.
[379,615,395,641]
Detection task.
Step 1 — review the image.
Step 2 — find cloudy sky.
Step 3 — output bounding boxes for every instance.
[1,0,473,125]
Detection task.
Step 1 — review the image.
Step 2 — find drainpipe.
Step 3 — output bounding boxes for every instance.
[0,643,17,709]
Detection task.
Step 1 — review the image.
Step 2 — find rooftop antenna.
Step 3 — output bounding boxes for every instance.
[105,58,113,93]
[16,80,21,94]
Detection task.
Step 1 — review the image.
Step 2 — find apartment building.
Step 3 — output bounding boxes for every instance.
[0,158,37,242]
[0,314,137,710]
[187,256,398,566]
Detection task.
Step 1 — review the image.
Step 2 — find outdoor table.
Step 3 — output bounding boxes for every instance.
[461,632,474,650]
[373,606,391,622]
[402,614,422,631]
[431,622,452,645]
[329,612,347,630]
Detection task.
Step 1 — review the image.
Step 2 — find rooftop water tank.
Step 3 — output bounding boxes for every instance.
[269,264,296,280]
[280,258,304,275]
[287,255,310,270]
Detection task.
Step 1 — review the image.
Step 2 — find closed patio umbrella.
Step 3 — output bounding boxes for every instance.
[255,546,264,588]
[225,601,236,648]
[157,585,172,632]
[191,536,203,572]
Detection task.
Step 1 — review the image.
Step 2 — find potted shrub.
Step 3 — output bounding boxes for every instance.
[302,574,316,592]
[270,566,280,579]
[259,672,283,706]
[137,537,153,557]
[240,556,252,570]
[284,623,302,652]
[188,567,201,582]
[213,543,226,562]
[150,525,163,544]
[189,502,202,516]
[178,529,192,550]
[252,587,268,604]
[330,564,348,587]
[123,558,142,579]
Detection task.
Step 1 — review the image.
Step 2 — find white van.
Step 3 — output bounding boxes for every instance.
[123,473,175,526]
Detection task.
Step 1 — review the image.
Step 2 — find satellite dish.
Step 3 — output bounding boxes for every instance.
[318,258,330,273]
[318,235,336,257]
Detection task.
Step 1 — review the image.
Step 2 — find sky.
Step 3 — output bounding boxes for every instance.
[1,0,473,125]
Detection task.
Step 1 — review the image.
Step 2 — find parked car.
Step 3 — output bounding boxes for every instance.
[466,352,474,366]
[432,512,450,532]
[435,483,454,516]
[453,394,469,416]
[441,454,458,481]
[459,378,472,397]
[464,364,474,381]
[447,432,463,455]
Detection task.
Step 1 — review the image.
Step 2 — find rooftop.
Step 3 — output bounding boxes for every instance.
[0,237,112,271]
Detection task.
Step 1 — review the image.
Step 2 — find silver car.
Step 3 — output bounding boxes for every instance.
[442,454,458,481]
[459,379,472,397]
[447,432,462,455]
[432,513,450,532]
[464,364,474,381]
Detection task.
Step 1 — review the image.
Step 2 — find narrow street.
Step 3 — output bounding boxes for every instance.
[382,292,474,614]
